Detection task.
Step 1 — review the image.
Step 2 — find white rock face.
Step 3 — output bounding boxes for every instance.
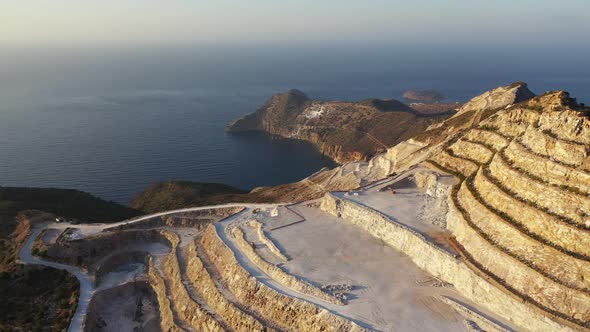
[302,102,326,119]
[314,82,537,190]
[453,82,535,117]
[320,193,576,332]
[413,170,453,229]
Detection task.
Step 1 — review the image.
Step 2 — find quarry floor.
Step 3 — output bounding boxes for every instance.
[18,169,517,332]
[225,204,466,331]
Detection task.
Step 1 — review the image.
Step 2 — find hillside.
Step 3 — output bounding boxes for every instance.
[130,181,248,213]
[403,89,445,103]
[428,90,590,327]
[138,83,537,210]
[0,187,141,331]
[13,82,590,332]
[227,90,457,163]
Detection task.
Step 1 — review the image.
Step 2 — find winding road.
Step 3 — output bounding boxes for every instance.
[17,203,281,332]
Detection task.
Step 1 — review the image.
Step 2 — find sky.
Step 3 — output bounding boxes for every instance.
[1,0,589,46]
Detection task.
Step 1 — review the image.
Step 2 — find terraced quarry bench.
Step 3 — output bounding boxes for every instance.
[426,94,590,330]
[201,224,367,332]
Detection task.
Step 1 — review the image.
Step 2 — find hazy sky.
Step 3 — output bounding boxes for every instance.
[2,0,589,46]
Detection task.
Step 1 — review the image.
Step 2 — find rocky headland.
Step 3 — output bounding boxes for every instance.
[403,89,445,103]
[226,89,458,163]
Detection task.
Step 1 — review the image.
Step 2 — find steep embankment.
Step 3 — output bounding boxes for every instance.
[227,89,455,163]
[428,91,590,329]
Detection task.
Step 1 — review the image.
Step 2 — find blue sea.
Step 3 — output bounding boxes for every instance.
[1,44,589,204]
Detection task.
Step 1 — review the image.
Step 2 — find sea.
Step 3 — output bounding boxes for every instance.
[1,43,589,204]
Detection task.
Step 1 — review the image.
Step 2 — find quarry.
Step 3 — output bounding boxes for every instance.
[17,83,590,331]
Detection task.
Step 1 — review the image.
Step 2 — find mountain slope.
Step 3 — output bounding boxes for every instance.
[227,90,456,163]
[130,181,247,213]
[0,187,141,331]
[428,90,590,328]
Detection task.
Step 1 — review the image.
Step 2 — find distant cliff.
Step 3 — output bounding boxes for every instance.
[227,90,457,163]
[403,90,445,103]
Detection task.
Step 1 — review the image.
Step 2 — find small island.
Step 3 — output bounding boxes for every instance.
[403,89,446,103]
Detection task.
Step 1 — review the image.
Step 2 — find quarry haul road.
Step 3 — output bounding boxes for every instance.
[17,202,282,332]
[19,226,94,332]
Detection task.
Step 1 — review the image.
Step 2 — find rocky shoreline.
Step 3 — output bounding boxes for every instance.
[227,89,458,163]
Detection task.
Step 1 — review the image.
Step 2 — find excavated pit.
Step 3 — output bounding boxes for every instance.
[20,88,590,332]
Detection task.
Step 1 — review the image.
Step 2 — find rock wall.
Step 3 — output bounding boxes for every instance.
[489,153,588,225]
[200,224,367,332]
[48,229,171,268]
[519,126,588,167]
[248,219,289,261]
[84,281,158,332]
[93,250,149,286]
[455,181,590,317]
[452,82,535,119]
[231,226,342,304]
[184,240,266,331]
[504,139,590,191]
[159,230,225,331]
[413,170,452,228]
[319,193,575,332]
[464,129,509,152]
[449,139,494,164]
[105,207,245,232]
[473,167,590,258]
[422,92,590,330]
[147,257,183,332]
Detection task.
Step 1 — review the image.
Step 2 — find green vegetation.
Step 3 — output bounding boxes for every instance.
[358,98,415,113]
[0,186,141,331]
[131,181,248,213]
[0,267,79,332]
[0,186,141,227]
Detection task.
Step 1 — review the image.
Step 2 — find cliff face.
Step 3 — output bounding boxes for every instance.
[428,91,590,327]
[227,89,455,163]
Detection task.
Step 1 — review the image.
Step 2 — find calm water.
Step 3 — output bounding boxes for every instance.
[1,44,589,204]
